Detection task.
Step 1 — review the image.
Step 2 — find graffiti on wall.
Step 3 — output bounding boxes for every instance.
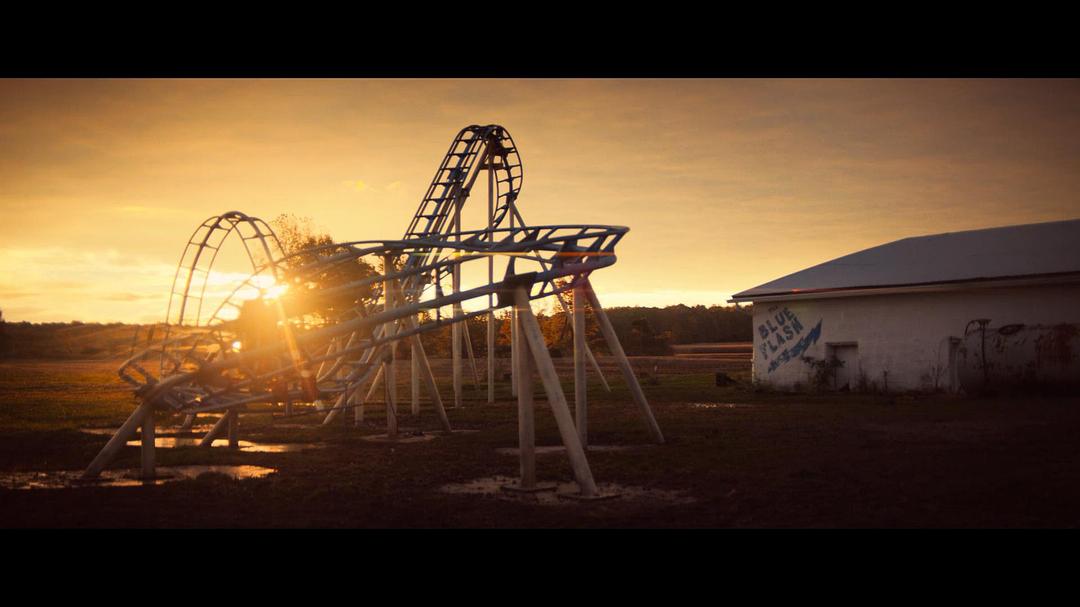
[758,306,823,373]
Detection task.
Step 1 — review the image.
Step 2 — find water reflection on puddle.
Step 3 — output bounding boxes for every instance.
[124,438,321,453]
[0,465,277,490]
[494,445,643,456]
[439,475,695,506]
[690,402,752,409]
[81,424,217,435]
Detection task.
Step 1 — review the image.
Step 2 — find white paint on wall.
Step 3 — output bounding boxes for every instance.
[751,283,1080,392]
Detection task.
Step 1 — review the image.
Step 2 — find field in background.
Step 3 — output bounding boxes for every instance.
[2,357,1080,528]
[0,323,147,359]
[670,342,752,362]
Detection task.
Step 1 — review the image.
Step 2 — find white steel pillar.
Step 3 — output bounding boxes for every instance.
[509,198,518,398]
[141,408,155,479]
[411,341,420,415]
[573,283,588,447]
[487,163,496,404]
[226,408,239,448]
[514,287,597,497]
[583,280,664,444]
[514,298,535,488]
[403,314,453,433]
[452,202,463,408]
[83,400,152,479]
[383,255,399,427]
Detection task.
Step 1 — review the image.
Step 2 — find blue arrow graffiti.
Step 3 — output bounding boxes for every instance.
[767,320,823,373]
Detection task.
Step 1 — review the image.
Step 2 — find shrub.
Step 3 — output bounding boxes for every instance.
[801,355,844,392]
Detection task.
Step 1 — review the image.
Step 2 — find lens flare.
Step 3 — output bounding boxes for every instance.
[264,283,289,300]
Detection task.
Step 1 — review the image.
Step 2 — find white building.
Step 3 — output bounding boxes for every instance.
[729,219,1080,393]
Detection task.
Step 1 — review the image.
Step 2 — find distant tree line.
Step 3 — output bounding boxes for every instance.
[0,303,753,360]
[586,303,754,355]
[414,302,753,359]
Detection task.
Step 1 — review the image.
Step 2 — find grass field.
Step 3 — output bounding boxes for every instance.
[1,358,1079,528]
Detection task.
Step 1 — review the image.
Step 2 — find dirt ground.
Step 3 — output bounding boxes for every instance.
[1,358,1079,528]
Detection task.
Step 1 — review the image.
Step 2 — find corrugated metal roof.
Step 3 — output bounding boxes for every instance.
[731,218,1080,301]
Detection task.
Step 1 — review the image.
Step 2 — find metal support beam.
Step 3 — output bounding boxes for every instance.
[180,413,196,431]
[226,408,239,448]
[141,408,155,479]
[462,318,481,389]
[383,255,399,433]
[83,401,152,480]
[514,300,535,488]
[452,201,463,408]
[510,306,518,398]
[583,280,665,444]
[411,342,420,415]
[403,314,453,433]
[514,287,597,496]
[573,283,588,447]
[199,412,228,447]
[487,163,496,404]
[323,342,376,426]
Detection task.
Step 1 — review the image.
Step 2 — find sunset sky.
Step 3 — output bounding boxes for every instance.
[2,78,1078,323]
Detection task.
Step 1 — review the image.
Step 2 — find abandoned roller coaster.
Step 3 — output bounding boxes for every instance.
[84,125,663,497]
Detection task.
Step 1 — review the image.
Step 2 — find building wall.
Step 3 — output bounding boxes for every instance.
[750,283,1080,392]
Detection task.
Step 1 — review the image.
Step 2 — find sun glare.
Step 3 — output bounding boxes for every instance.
[264,283,289,300]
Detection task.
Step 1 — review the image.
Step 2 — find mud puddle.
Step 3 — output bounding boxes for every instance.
[689,402,753,410]
[0,465,277,490]
[81,424,221,436]
[439,475,695,506]
[124,437,323,452]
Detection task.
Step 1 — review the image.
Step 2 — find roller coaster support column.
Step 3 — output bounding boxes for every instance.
[385,367,398,439]
[324,345,375,425]
[462,320,481,388]
[411,341,420,415]
[452,204,463,408]
[382,255,399,433]
[83,400,152,479]
[199,410,229,446]
[360,364,384,415]
[350,380,364,423]
[487,163,496,404]
[514,286,597,497]
[141,408,155,479]
[514,296,536,488]
[314,335,346,412]
[180,413,196,431]
[573,282,588,447]
[226,408,239,448]
[508,205,611,392]
[582,280,664,445]
[509,202,518,399]
[402,306,453,433]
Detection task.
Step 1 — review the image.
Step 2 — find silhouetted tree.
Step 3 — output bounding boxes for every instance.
[267,214,379,329]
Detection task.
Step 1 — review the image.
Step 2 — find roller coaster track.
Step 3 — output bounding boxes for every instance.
[393,125,609,391]
[166,211,284,329]
[95,125,660,495]
[404,125,521,243]
[120,225,622,415]
[121,125,603,399]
